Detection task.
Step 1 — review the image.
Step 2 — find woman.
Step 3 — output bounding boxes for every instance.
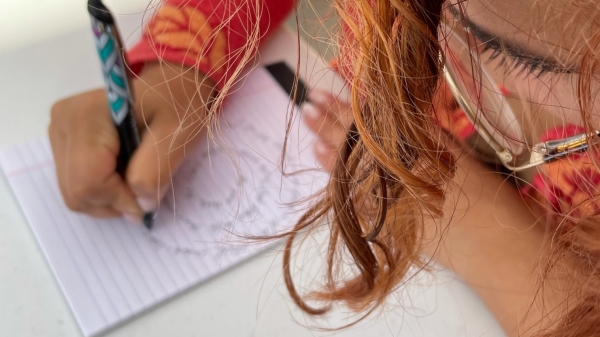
[49,0,600,335]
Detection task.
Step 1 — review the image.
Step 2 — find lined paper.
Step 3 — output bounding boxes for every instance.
[0,67,328,337]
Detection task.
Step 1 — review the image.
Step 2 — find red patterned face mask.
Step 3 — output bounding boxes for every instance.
[520,125,600,221]
[433,81,600,223]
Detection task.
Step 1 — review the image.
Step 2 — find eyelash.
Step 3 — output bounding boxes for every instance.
[480,41,577,79]
[482,44,555,78]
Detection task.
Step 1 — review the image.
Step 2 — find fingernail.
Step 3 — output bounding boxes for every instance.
[308,90,329,105]
[315,141,329,155]
[137,197,158,213]
[123,212,142,225]
[302,103,321,120]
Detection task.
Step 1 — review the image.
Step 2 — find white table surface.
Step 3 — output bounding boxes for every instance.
[0,4,505,337]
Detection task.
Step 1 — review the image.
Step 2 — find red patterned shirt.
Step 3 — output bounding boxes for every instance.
[128,0,295,89]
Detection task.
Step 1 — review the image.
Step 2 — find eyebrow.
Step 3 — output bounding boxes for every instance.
[447,6,577,74]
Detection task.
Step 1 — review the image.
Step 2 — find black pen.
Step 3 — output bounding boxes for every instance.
[88,0,154,229]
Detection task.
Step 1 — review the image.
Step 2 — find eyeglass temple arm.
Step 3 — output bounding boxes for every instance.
[441,65,600,172]
[441,65,514,159]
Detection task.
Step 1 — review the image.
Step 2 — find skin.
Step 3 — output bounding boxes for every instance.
[49,62,215,223]
[50,0,598,335]
[301,2,599,335]
[303,89,569,337]
[432,6,599,334]
[456,0,600,141]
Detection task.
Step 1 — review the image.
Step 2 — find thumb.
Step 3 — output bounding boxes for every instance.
[126,109,208,212]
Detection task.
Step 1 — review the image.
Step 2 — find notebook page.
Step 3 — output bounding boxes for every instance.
[0,67,328,337]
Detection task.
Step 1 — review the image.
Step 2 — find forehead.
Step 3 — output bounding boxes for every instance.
[457,0,600,55]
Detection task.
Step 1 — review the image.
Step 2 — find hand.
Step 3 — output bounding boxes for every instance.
[49,62,216,223]
[302,90,352,172]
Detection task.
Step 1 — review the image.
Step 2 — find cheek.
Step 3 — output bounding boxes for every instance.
[501,74,597,142]
[480,49,596,143]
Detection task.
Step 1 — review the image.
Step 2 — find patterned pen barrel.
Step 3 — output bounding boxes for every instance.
[88,0,153,229]
[89,0,140,175]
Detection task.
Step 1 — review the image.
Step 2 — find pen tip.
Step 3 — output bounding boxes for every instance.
[143,213,154,230]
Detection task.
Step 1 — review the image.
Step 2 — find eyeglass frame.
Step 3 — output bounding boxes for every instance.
[440,13,600,172]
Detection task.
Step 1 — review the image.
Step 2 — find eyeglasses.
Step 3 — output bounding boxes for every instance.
[441,13,600,172]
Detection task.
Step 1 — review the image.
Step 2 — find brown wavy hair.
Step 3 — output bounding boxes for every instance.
[282,0,453,321]
[278,0,600,336]
[142,0,600,334]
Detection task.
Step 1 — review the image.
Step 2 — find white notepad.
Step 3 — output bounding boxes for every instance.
[0,67,328,337]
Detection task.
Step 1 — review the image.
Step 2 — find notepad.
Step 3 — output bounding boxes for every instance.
[0,67,328,337]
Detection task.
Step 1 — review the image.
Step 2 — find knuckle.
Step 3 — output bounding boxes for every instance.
[68,181,98,201]
[63,195,86,212]
[49,102,65,125]
[48,123,59,142]
[307,122,323,135]
[48,117,64,141]
[128,174,159,198]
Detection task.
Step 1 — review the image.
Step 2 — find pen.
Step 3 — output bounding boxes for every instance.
[88,0,154,230]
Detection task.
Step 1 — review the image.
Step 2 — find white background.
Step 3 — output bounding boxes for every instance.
[1,0,152,53]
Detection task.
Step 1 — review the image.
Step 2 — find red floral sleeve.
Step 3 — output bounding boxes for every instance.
[127,0,295,89]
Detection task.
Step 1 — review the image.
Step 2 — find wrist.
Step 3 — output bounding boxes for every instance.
[133,62,217,121]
